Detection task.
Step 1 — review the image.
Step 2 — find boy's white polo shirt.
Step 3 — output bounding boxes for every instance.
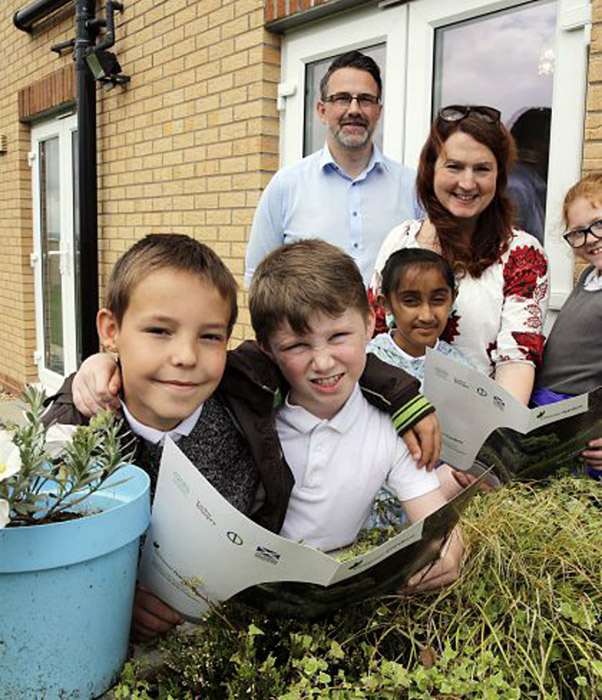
[276,385,440,552]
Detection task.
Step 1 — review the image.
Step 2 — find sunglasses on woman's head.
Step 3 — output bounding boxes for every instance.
[438,105,501,125]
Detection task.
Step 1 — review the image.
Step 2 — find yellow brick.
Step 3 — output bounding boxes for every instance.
[208,4,235,28]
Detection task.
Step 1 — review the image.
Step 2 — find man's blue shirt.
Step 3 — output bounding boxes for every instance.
[245,144,421,286]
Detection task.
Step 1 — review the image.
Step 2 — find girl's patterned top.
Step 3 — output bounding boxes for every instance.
[369,219,549,377]
[367,334,474,389]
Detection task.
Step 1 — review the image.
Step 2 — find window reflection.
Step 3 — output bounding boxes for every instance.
[433,0,557,242]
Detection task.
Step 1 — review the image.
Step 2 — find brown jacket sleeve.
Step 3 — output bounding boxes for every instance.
[41,374,90,427]
[359,353,435,435]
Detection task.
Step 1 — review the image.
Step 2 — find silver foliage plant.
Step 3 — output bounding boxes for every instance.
[0,386,136,528]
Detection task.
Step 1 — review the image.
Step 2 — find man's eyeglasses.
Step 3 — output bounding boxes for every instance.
[324,92,381,109]
[438,105,501,125]
[563,220,602,248]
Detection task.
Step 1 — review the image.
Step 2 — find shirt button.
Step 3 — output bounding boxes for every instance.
[353,243,359,249]
[352,211,358,217]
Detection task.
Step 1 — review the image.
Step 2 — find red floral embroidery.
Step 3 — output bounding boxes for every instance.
[503,245,548,299]
[441,310,461,344]
[511,331,545,365]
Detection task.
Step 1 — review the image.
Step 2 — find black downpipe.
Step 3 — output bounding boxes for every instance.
[13,0,72,32]
[75,0,99,359]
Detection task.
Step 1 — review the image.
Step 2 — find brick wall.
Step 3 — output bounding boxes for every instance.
[0,1,76,392]
[0,0,280,391]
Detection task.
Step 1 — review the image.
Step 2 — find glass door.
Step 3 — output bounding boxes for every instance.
[405,0,590,311]
[31,114,79,393]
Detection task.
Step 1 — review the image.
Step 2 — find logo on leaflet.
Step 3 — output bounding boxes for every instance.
[255,546,281,565]
[227,531,243,546]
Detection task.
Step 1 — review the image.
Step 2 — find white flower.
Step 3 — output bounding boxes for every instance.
[0,431,21,482]
[0,498,9,528]
[45,423,77,459]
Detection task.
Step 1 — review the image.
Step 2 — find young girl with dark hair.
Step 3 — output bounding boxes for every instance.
[367,248,472,386]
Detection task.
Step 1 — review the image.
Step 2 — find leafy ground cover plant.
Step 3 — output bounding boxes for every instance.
[0,386,135,527]
[114,476,601,700]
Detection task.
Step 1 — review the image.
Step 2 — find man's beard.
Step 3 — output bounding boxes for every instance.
[332,119,372,149]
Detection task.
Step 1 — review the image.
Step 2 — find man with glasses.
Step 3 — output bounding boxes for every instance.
[244,50,421,287]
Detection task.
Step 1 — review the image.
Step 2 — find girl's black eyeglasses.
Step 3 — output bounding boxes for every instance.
[563,220,602,248]
[438,105,501,125]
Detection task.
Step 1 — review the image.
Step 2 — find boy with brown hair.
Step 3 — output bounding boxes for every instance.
[249,240,463,584]
[44,234,259,640]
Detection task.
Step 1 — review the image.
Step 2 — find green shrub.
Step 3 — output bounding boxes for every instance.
[115,476,601,699]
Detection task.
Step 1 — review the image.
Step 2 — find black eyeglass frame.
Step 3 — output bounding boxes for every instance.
[323,92,381,108]
[562,220,602,249]
[438,105,502,125]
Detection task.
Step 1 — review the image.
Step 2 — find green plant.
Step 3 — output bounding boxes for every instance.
[115,475,601,699]
[0,385,135,527]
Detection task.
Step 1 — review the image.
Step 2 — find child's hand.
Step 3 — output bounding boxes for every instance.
[402,413,441,471]
[581,437,602,471]
[131,584,184,642]
[404,526,464,592]
[72,353,122,416]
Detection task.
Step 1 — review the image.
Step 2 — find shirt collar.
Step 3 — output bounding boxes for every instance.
[120,401,203,444]
[583,266,602,291]
[278,384,362,435]
[319,142,386,179]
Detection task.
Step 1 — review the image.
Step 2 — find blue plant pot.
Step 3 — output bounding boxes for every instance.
[0,465,150,700]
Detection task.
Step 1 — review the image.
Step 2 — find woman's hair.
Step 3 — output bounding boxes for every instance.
[381,248,456,299]
[562,172,602,227]
[416,108,517,278]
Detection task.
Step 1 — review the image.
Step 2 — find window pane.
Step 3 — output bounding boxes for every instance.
[39,137,64,374]
[433,0,557,243]
[304,44,386,156]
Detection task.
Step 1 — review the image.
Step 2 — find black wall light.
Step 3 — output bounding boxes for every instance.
[85,49,130,90]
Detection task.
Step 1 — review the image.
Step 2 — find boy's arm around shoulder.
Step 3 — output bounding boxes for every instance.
[360,352,440,469]
[41,373,90,428]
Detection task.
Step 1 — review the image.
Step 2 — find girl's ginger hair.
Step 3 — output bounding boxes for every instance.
[562,172,602,227]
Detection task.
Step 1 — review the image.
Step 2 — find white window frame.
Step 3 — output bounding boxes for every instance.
[31,113,78,393]
[279,3,409,166]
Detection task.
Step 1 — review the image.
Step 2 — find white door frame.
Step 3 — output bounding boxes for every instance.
[31,113,78,393]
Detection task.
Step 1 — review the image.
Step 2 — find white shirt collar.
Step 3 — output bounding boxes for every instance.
[278,384,362,435]
[583,266,602,291]
[319,143,386,179]
[120,401,203,444]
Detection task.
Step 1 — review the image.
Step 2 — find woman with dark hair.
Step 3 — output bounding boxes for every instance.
[369,106,549,403]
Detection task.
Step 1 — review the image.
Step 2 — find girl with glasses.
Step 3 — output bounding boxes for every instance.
[533,173,602,478]
[369,105,549,405]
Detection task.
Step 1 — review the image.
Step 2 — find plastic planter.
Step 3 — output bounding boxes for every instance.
[0,465,151,699]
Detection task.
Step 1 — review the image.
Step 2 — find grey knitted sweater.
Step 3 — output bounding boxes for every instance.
[135,394,258,515]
